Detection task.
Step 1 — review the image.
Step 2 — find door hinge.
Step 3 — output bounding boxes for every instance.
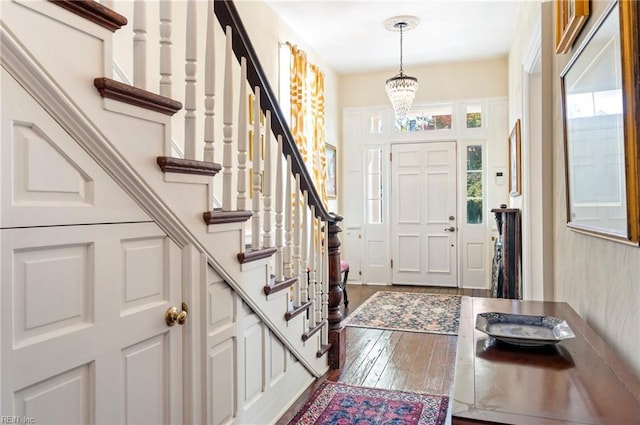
[389,152,392,161]
[390,259,393,268]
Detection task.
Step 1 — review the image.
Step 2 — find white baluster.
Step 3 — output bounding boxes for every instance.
[284,156,293,280]
[237,58,248,210]
[263,111,272,247]
[203,1,216,163]
[184,0,197,160]
[293,175,301,306]
[322,222,329,346]
[222,26,235,210]
[300,190,309,331]
[159,0,172,97]
[275,136,284,281]
[301,190,309,307]
[251,88,261,250]
[308,206,316,327]
[133,0,147,89]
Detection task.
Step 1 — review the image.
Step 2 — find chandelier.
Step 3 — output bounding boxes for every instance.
[384,16,419,120]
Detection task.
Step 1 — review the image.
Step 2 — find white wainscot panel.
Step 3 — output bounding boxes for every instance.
[14,363,92,424]
[467,243,485,270]
[398,235,420,272]
[209,339,236,425]
[122,335,168,425]
[121,237,167,314]
[14,244,93,346]
[243,316,264,408]
[209,281,235,334]
[12,122,92,205]
[367,240,385,266]
[269,331,286,387]
[427,235,451,273]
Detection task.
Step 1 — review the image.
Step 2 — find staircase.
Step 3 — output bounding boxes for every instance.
[0,0,345,423]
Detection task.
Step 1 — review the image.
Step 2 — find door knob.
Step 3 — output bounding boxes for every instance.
[165,303,188,326]
[444,226,456,232]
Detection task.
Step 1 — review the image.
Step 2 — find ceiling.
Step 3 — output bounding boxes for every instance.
[263,0,523,75]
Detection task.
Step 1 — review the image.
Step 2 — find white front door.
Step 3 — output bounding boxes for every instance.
[391,142,458,286]
[1,222,184,424]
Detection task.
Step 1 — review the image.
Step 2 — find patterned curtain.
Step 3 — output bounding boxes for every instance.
[288,44,328,206]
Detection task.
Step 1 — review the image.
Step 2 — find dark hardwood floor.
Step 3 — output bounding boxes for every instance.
[276,284,491,424]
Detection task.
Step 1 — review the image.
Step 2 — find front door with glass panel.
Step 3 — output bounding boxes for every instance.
[391,142,458,286]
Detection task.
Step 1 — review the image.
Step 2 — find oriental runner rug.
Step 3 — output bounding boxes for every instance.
[287,381,449,425]
[342,291,462,335]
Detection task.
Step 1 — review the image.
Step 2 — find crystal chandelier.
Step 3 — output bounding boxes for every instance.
[384,16,419,120]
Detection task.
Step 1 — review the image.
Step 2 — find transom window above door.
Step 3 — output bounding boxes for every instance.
[396,105,453,132]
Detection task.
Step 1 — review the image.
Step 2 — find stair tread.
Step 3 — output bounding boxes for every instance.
[157,157,221,176]
[94,77,182,116]
[237,246,277,264]
[285,301,312,322]
[203,209,252,225]
[51,0,128,32]
[264,276,297,296]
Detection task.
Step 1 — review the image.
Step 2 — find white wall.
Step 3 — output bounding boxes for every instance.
[340,57,508,108]
[509,0,640,377]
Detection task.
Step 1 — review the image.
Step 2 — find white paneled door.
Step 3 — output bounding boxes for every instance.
[391,142,458,286]
[1,223,184,424]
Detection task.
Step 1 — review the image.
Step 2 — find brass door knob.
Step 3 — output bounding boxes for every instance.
[165,303,188,326]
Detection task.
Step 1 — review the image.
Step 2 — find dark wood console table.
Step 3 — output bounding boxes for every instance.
[452,297,640,424]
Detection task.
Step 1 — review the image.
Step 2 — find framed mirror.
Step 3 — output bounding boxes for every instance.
[560,0,639,244]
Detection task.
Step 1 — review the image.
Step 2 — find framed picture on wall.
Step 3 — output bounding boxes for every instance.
[509,119,522,196]
[560,0,640,243]
[555,0,590,54]
[325,143,337,199]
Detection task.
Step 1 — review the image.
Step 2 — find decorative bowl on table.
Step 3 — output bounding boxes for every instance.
[475,312,575,347]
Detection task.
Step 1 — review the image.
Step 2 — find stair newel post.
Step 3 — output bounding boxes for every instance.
[203,1,217,164]
[159,0,172,98]
[251,87,261,250]
[284,155,293,281]
[308,205,317,327]
[293,174,302,306]
[184,0,197,160]
[315,215,323,329]
[236,58,247,211]
[222,25,234,210]
[327,214,345,369]
[262,111,272,248]
[133,0,147,89]
[274,136,284,281]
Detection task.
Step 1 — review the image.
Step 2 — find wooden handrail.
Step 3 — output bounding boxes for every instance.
[214,0,334,223]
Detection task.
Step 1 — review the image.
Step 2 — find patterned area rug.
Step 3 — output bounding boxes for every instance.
[287,382,449,425]
[342,291,462,335]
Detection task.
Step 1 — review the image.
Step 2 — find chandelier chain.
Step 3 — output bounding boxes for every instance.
[399,23,404,74]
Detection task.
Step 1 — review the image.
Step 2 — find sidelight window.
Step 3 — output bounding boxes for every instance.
[466,145,483,224]
[367,148,384,224]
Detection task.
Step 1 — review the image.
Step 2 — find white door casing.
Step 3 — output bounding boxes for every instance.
[391,142,458,287]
